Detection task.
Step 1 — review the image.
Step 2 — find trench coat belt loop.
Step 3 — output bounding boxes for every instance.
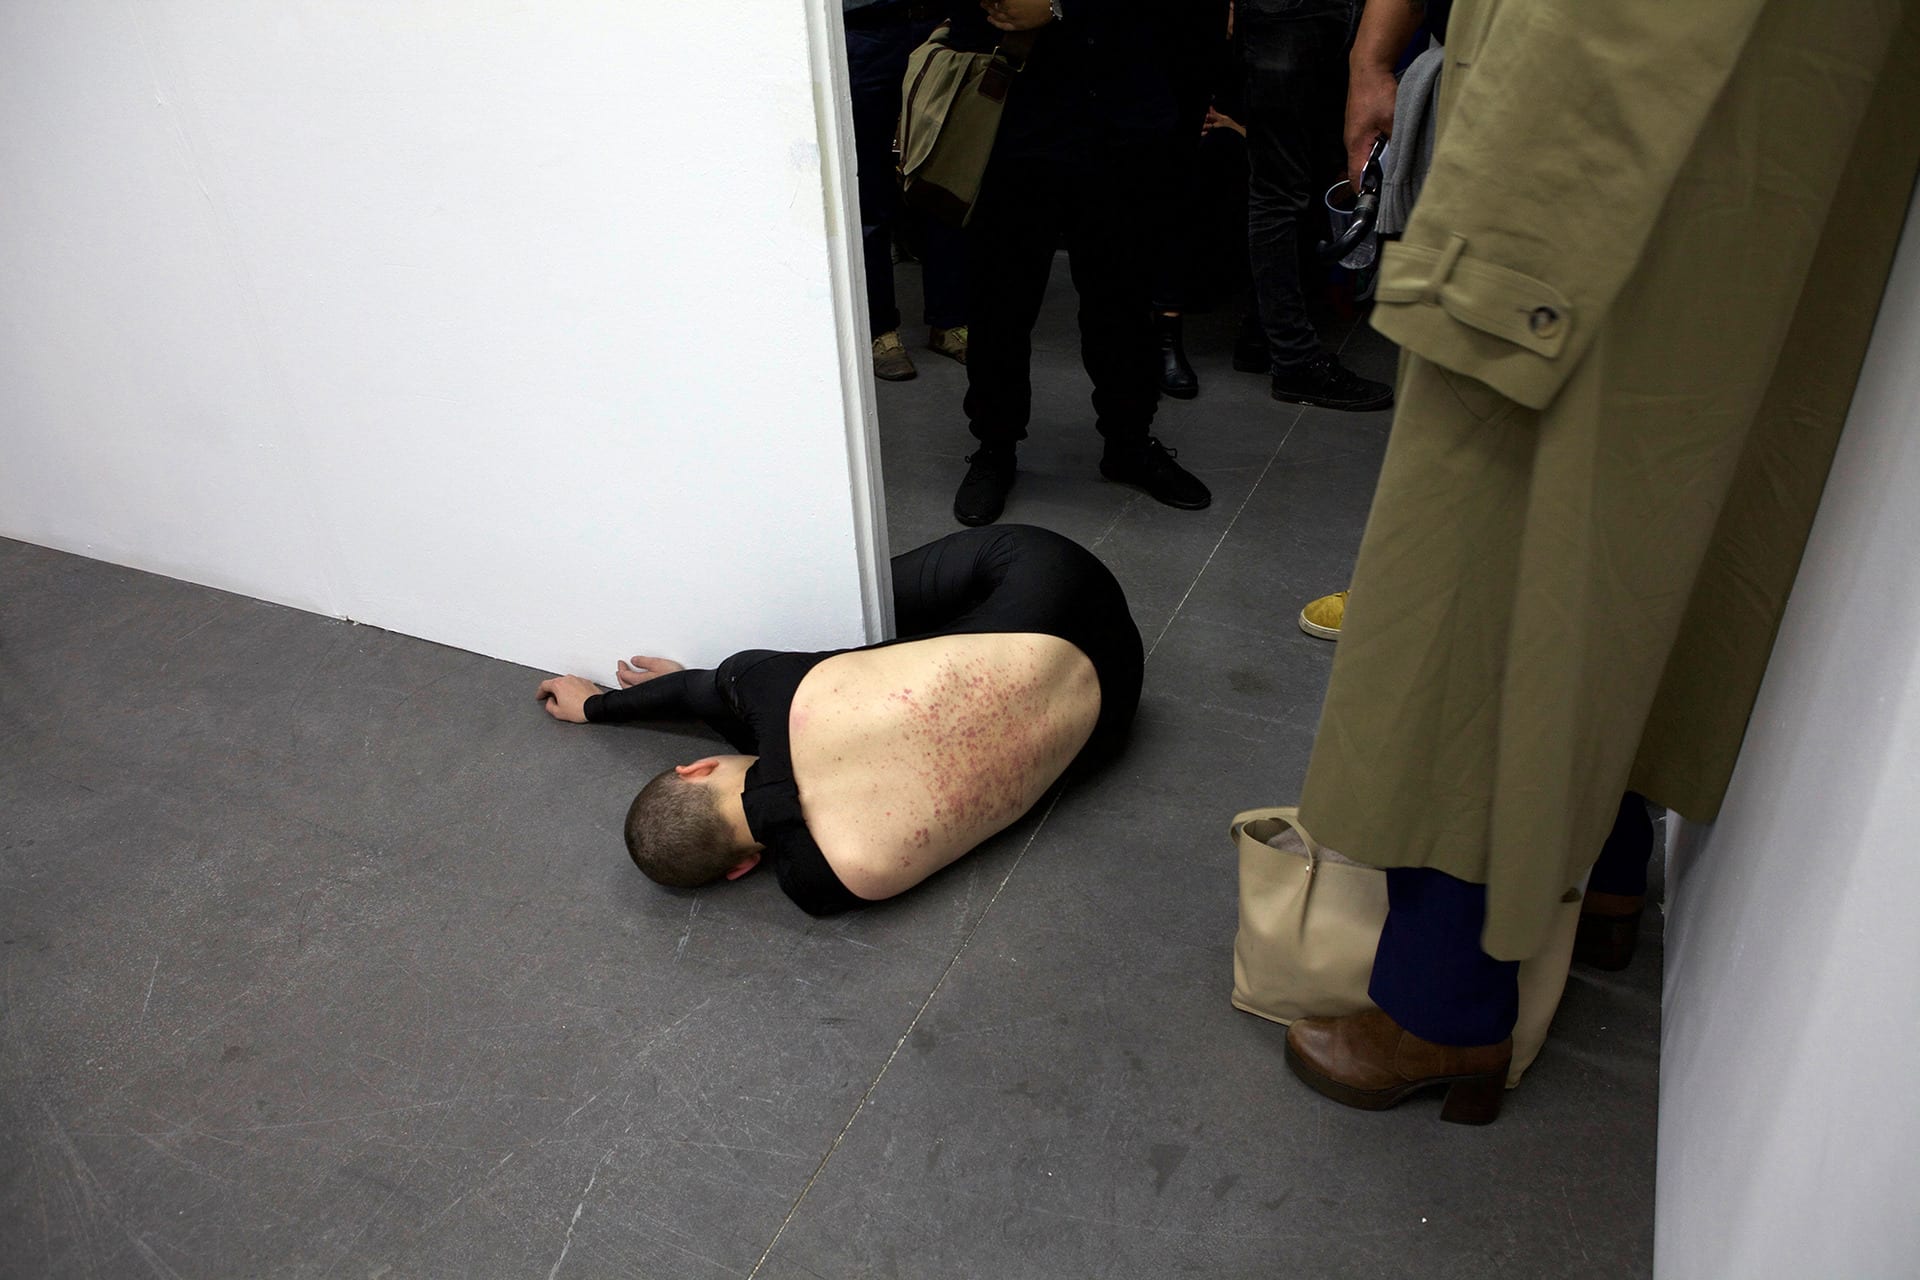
[1420,234,1471,307]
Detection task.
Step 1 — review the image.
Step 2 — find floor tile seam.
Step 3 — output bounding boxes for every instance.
[742,787,1068,1279]
[1142,415,1301,663]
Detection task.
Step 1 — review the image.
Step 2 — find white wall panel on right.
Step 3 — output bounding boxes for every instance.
[1656,190,1920,1277]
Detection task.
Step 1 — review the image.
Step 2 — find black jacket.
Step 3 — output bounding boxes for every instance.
[944,2,1221,162]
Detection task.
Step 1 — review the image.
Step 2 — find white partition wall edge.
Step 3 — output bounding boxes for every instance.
[804,0,895,645]
[0,1,889,679]
[1655,188,1920,1277]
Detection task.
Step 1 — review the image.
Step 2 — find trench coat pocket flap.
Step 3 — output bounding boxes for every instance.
[1375,239,1575,363]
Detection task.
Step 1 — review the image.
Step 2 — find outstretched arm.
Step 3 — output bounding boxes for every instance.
[538,654,756,751]
[536,656,711,725]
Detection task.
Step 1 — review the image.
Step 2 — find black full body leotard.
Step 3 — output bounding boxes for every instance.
[583,525,1144,915]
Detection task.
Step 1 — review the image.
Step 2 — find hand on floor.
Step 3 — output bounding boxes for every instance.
[616,655,684,687]
[536,675,604,723]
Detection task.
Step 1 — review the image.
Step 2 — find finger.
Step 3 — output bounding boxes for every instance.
[537,677,558,700]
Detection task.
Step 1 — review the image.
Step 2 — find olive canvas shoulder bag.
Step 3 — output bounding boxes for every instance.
[894,25,1036,227]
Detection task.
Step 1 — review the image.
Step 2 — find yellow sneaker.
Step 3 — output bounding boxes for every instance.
[1298,590,1349,640]
[928,325,968,365]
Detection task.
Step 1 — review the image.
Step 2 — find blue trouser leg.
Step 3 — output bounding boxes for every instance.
[1369,867,1520,1046]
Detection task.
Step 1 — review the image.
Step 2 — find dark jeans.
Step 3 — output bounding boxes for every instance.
[1369,792,1656,1045]
[963,149,1160,449]
[1154,125,1252,314]
[1150,41,1222,314]
[846,10,967,336]
[1240,0,1354,373]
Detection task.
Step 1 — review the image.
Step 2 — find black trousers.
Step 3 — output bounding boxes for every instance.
[963,148,1161,449]
[845,8,967,335]
[1240,0,1354,373]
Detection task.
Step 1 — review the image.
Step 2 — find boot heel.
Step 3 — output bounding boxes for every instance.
[1439,1072,1506,1126]
[1574,908,1642,971]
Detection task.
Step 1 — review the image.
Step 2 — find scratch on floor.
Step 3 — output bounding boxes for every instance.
[140,958,159,1020]
[561,1091,602,1130]
[547,1148,616,1280]
[673,901,699,963]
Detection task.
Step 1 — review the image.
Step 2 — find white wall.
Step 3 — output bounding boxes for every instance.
[0,0,889,679]
[1656,191,1920,1277]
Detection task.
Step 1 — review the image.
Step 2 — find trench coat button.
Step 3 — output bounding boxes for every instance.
[1529,306,1562,337]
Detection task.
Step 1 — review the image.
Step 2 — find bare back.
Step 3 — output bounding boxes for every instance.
[787,633,1101,901]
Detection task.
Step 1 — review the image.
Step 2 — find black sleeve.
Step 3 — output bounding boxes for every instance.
[583,669,753,750]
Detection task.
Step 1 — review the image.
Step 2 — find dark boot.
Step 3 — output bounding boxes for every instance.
[953,445,1016,526]
[1232,310,1269,373]
[1156,313,1199,399]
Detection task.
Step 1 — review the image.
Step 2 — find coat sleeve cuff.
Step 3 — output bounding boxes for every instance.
[1369,235,1575,410]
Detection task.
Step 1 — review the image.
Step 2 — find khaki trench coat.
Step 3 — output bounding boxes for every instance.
[1296,0,1920,959]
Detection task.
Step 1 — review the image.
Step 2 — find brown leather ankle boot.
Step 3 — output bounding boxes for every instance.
[1285,1008,1513,1125]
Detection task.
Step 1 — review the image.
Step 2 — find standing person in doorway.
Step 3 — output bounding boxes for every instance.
[949,0,1213,527]
[1239,0,1393,411]
[845,0,970,382]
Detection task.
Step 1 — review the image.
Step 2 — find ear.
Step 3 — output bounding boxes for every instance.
[674,757,723,780]
[723,851,762,881]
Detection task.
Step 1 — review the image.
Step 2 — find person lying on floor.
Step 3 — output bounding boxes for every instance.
[535,525,1143,914]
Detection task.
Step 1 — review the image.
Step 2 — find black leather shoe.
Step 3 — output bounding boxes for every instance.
[1099,437,1211,510]
[1157,314,1199,399]
[1271,352,1393,411]
[953,447,1016,526]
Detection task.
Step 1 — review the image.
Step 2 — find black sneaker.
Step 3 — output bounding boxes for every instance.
[1099,437,1212,510]
[1271,352,1393,411]
[953,447,1016,526]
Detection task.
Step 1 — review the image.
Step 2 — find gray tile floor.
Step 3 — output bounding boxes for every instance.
[0,263,1657,1278]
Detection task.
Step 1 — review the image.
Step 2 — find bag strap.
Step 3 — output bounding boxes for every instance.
[1229,806,1325,871]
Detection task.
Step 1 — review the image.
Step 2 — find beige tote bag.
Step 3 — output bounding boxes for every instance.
[1230,806,1579,1088]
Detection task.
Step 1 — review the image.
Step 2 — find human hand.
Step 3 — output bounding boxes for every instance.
[616,655,684,688]
[1344,67,1397,191]
[1203,105,1246,139]
[980,0,1054,33]
[536,675,604,723]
